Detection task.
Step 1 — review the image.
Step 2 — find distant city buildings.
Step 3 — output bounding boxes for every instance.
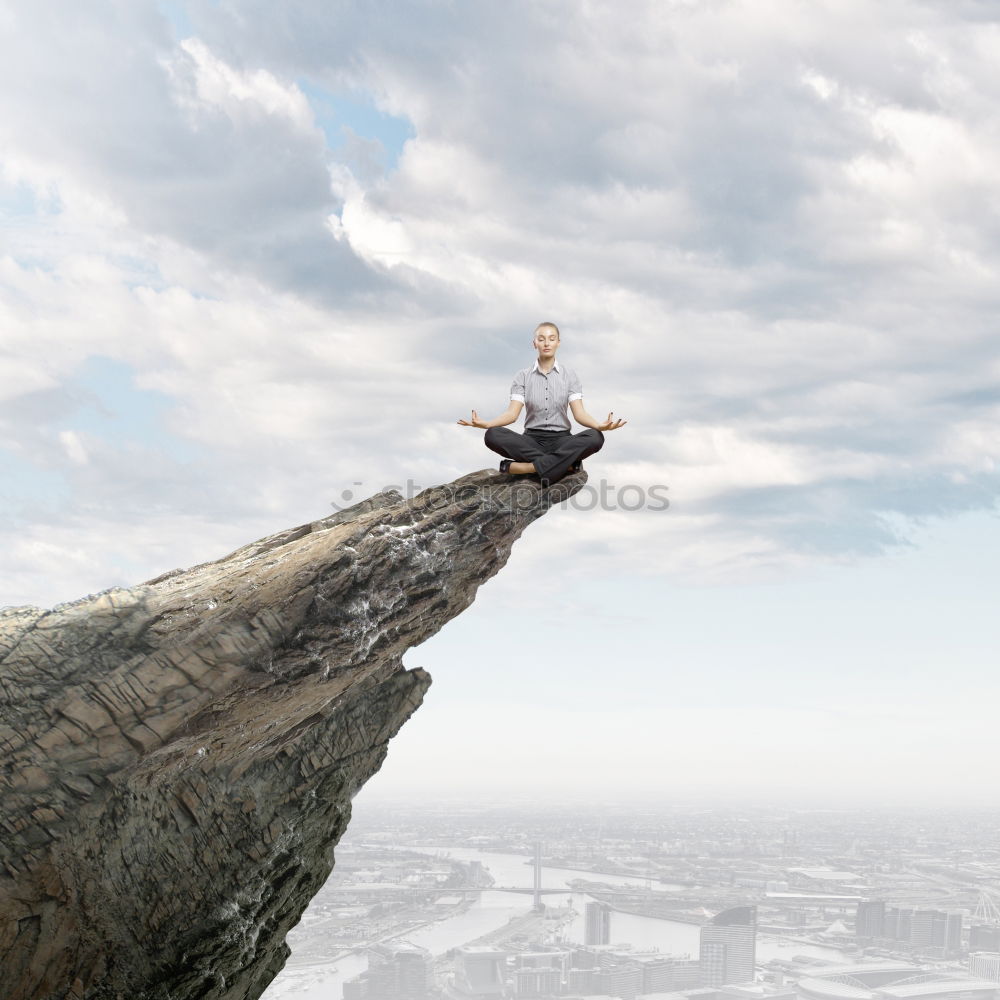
[586,902,612,946]
[341,947,1000,1000]
[307,806,1000,1000]
[453,946,508,997]
[450,943,713,1000]
[699,906,757,987]
[343,940,434,1000]
[449,951,1000,1000]
[513,966,563,997]
[855,901,886,940]
[854,903,964,957]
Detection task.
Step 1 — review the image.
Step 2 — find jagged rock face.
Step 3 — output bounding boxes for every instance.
[0,469,585,1000]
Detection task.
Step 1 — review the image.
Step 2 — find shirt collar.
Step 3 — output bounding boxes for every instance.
[532,357,561,374]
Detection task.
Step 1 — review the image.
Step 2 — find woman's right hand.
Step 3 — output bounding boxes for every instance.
[457,410,486,428]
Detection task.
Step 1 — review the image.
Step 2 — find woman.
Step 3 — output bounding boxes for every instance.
[458,321,626,486]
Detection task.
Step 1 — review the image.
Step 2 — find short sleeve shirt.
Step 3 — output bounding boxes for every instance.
[509,358,583,431]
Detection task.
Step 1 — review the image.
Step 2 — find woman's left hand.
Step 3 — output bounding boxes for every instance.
[597,412,627,431]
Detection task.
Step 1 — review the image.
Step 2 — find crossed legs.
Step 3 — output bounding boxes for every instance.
[485,427,605,484]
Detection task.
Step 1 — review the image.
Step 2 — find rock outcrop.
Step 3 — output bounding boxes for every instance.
[0,468,585,1000]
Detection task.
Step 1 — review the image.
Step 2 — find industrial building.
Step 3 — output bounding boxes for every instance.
[796,962,999,1000]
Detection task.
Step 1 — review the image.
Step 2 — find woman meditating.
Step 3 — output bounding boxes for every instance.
[458,321,627,486]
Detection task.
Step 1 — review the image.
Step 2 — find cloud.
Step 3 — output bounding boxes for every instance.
[0,1,391,306]
[3,0,1000,608]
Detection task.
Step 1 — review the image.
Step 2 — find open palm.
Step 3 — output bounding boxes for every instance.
[597,412,627,431]
[457,409,487,428]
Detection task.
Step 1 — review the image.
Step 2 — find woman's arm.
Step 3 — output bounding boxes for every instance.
[457,400,524,428]
[570,399,627,431]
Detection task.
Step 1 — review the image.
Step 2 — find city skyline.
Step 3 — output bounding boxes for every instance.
[263,799,1000,999]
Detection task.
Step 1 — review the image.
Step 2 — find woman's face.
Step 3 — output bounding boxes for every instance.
[534,327,559,356]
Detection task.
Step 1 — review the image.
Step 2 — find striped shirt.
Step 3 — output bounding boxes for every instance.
[509,357,583,431]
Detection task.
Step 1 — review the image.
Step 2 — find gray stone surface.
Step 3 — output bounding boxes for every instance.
[0,468,585,1000]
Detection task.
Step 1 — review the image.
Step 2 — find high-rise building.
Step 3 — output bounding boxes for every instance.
[935,912,963,955]
[567,967,599,994]
[585,901,612,946]
[950,914,965,954]
[885,907,913,942]
[700,905,757,987]
[517,950,570,972]
[598,960,643,1000]
[911,910,936,950]
[636,956,674,993]
[856,901,886,940]
[366,941,435,1000]
[670,960,703,989]
[512,967,561,997]
[343,975,368,1000]
[908,909,963,954]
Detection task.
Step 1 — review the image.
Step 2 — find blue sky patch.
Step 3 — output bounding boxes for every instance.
[298,79,415,172]
[156,0,194,40]
[0,181,40,220]
[0,447,71,516]
[66,355,197,462]
[0,175,62,223]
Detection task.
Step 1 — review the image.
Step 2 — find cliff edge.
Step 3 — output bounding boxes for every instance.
[0,468,586,1000]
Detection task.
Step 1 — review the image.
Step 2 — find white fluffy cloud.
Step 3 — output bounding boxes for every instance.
[2,0,1000,608]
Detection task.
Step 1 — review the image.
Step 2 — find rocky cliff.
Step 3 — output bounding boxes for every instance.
[0,468,585,1000]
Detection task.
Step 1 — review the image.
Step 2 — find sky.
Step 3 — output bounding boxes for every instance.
[1,0,999,807]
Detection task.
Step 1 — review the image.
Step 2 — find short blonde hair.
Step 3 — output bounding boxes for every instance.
[534,321,560,339]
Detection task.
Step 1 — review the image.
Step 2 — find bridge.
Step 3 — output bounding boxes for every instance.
[325,885,569,896]
[325,884,698,905]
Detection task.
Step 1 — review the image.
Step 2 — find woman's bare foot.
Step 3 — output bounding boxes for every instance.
[509,461,536,474]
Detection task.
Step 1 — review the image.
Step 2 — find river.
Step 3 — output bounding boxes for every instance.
[262,844,852,999]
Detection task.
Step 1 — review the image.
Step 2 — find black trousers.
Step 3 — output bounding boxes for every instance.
[484,426,604,484]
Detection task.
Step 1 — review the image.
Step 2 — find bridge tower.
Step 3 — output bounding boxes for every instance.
[974,889,1000,925]
[533,840,544,912]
